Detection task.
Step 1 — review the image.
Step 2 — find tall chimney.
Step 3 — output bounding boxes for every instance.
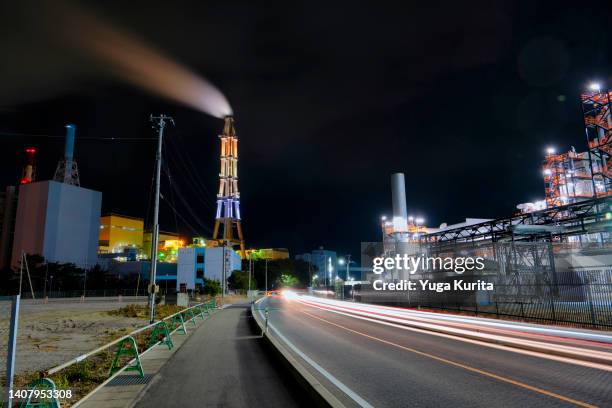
[20,147,37,184]
[64,124,76,161]
[53,123,80,186]
[391,173,408,232]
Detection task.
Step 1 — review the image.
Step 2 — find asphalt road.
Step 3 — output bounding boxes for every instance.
[134,302,309,408]
[259,295,612,408]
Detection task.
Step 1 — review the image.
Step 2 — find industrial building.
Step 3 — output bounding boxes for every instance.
[245,248,290,260]
[358,86,612,330]
[11,125,102,269]
[11,180,101,268]
[517,85,612,212]
[176,246,241,291]
[0,186,17,269]
[142,230,185,262]
[0,147,38,269]
[297,248,338,282]
[98,213,144,254]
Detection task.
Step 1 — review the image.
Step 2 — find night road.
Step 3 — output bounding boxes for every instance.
[255,295,612,408]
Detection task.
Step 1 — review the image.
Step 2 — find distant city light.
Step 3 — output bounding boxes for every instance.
[589,82,601,92]
[408,216,414,222]
[416,217,424,224]
[546,147,555,155]
[381,215,387,221]
[338,258,346,265]
[543,169,552,176]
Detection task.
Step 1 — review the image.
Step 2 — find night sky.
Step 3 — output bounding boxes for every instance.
[1,1,611,258]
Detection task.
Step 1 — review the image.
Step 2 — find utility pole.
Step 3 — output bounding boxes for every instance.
[248,256,252,301]
[221,245,226,306]
[43,263,48,299]
[149,114,174,324]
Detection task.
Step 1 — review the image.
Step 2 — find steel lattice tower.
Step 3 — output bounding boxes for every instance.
[212,116,245,257]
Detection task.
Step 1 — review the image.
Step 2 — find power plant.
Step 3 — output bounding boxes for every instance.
[534,86,612,209]
[10,124,102,269]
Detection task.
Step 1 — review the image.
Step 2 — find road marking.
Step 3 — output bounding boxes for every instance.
[257,307,374,408]
[301,310,598,408]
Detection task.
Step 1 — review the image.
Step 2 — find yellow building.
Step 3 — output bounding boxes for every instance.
[99,214,144,254]
[245,248,290,260]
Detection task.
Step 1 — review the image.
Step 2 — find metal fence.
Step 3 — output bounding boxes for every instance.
[356,241,612,330]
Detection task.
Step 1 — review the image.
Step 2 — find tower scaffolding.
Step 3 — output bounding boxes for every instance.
[212,117,246,257]
[581,88,612,197]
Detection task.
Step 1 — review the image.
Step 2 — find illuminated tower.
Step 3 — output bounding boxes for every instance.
[212,117,245,257]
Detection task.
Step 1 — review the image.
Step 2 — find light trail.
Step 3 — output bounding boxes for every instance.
[300,296,612,344]
[293,296,612,370]
[300,309,598,408]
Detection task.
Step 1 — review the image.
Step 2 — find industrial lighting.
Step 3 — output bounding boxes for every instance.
[543,169,552,176]
[546,147,555,155]
[338,258,345,265]
[589,82,601,92]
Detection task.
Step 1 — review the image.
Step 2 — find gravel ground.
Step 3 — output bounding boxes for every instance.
[0,297,148,376]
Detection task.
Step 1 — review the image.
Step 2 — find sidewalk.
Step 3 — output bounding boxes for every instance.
[133,302,305,408]
[77,302,305,408]
[76,308,214,408]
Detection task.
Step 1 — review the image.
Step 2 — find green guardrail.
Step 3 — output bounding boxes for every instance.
[19,299,220,407]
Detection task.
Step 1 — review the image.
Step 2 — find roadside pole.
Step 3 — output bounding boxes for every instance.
[6,295,20,408]
[248,257,252,302]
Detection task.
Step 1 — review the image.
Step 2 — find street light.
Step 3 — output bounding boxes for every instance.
[546,147,555,155]
[589,82,601,92]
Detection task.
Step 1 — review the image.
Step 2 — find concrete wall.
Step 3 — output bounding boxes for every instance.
[177,247,196,290]
[12,181,101,269]
[204,247,240,283]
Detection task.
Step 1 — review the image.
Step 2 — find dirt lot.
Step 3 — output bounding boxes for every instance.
[0,294,246,377]
[0,297,148,377]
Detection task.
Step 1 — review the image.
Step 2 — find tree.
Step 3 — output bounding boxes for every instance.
[277,273,298,288]
[250,258,312,290]
[228,270,256,293]
[202,278,221,297]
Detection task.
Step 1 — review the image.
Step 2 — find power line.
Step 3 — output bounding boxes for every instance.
[0,131,155,140]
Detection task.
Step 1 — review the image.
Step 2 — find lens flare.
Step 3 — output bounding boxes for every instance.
[52,2,232,118]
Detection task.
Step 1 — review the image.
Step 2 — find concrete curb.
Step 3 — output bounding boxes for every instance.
[251,299,346,408]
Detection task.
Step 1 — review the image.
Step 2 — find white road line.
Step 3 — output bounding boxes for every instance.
[258,307,374,408]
